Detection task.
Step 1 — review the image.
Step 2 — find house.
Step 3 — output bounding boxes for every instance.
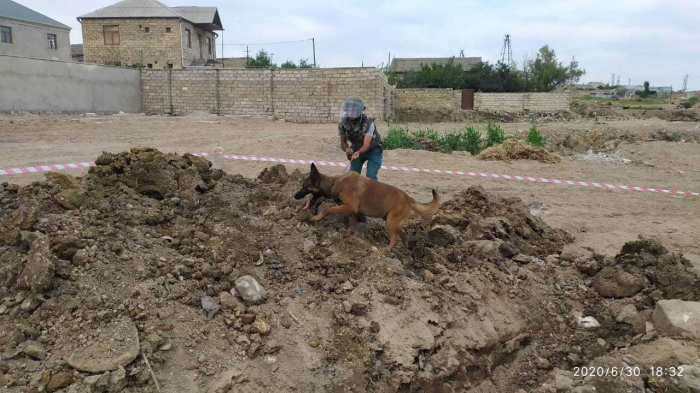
[216,57,248,69]
[585,82,606,90]
[71,44,83,62]
[390,56,481,78]
[77,0,223,69]
[0,0,72,61]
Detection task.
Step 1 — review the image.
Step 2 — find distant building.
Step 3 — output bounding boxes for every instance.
[217,57,247,69]
[0,0,72,61]
[585,82,606,89]
[71,43,83,62]
[390,56,481,78]
[78,0,223,69]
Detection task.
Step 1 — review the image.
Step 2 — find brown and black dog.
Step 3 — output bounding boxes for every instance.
[294,163,439,251]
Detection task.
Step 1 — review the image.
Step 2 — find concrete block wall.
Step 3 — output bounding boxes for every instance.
[474,92,569,112]
[395,88,459,110]
[141,67,394,123]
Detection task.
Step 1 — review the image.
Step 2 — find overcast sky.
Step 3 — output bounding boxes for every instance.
[18,0,699,90]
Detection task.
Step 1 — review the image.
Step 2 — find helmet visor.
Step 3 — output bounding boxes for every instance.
[340,100,364,119]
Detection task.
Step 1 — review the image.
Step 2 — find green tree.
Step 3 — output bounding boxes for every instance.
[298,58,313,68]
[246,49,276,68]
[397,58,466,89]
[636,81,657,98]
[523,46,585,92]
[280,60,297,69]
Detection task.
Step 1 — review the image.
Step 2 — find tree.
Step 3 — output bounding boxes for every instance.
[298,58,313,68]
[636,81,656,98]
[522,46,585,92]
[397,58,466,89]
[246,49,276,68]
[280,60,297,69]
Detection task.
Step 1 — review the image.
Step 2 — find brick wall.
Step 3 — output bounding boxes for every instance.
[394,89,569,113]
[141,67,395,123]
[82,18,183,68]
[395,88,459,110]
[474,92,569,112]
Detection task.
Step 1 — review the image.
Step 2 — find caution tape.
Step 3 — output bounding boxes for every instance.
[1,151,698,198]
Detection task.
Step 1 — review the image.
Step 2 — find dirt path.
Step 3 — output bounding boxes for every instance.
[1,114,699,256]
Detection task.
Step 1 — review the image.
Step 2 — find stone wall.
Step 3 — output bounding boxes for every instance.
[395,89,459,110]
[394,89,570,113]
[474,92,569,112]
[141,67,394,123]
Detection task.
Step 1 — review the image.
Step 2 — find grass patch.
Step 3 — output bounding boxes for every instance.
[384,125,418,150]
[384,124,491,154]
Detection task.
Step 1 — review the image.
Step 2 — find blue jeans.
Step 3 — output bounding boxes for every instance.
[350,147,383,181]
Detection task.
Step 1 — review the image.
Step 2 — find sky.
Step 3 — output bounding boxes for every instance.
[17,0,700,90]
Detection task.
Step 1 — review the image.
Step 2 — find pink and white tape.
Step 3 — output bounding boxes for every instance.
[1,151,698,198]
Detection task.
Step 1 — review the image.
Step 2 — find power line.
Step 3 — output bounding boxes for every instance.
[222,38,313,46]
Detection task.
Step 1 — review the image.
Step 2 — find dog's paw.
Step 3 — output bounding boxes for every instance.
[310,214,323,222]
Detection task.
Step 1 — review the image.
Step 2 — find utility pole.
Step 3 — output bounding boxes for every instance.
[617,76,620,86]
[628,78,631,86]
[683,75,689,92]
[611,73,615,86]
[312,38,316,68]
[388,52,391,68]
[245,46,250,63]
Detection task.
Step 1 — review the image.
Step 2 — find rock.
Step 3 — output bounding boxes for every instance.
[72,249,90,266]
[677,364,700,392]
[428,225,459,246]
[46,371,72,392]
[247,343,261,359]
[499,242,519,258]
[340,281,354,292]
[65,318,140,373]
[241,314,256,325]
[219,292,245,313]
[653,300,700,340]
[554,370,574,391]
[535,357,551,369]
[18,233,55,292]
[561,244,594,263]
[201,296,220,318]
[236,335,251,346]
[589,356,645,393]
[281,320,291,329]
[350,302,368,316]
[342,301,352,313]
[423,270,435,282]
[309,339,320,348]
[23,340,47,360]
[235,275,265,305]
[369,321,380,333]
[593,267,647,298]
[616,305,638,324]
[0,304,6,314]
[303,239,315,254]
[108,366,127,392]
[572,387,597,393]
[578,316,601,329]
[687,254,700,277]
[251,318,271,336]
[83,375,101,386]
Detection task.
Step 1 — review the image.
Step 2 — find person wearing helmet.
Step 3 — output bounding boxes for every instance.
[337,96,383,181]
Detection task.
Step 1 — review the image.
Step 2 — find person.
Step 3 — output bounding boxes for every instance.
[337,96,383,181]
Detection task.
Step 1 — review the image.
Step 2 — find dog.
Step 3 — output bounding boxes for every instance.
[294,163,439,251]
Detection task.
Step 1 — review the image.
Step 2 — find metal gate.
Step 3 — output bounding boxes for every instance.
[461,89,474,110]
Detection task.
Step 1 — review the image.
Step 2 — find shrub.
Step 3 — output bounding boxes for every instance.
[485,122,506,147]
[526,121,546,147]
[384,125,418,150]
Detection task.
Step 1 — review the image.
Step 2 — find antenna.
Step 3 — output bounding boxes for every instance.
[617,76,620,86]
[459,49,465,58]
[683,75,689,92]
[611,73,615,86]
[499,34,512,65]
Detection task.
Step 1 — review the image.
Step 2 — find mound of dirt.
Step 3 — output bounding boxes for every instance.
[477,139,562,163]
[1,149,699,393]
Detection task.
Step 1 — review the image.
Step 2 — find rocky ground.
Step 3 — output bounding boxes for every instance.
[1,148,699,392]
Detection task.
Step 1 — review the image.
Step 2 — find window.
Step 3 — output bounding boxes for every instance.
[103,25,119,45]
[206,37,211,54]
[186,29,191,48]
[147,64,153,68]
[47,33,57,49]
[145,27,150,33]
[1,26,11,44]
[166,27,171,33]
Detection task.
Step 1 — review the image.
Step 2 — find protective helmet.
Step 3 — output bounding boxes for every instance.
[340,96,365,120]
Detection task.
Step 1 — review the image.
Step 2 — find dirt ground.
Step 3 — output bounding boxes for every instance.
[1,113,699,256]
[1,111,700,393]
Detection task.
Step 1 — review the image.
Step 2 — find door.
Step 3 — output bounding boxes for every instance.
[461,89,474,110]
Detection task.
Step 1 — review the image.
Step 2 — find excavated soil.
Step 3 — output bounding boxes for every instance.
[1,149,699,393]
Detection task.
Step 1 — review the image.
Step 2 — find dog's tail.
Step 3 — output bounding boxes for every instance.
[411,189,440,220]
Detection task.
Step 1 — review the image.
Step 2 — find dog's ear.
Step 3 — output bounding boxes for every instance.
[310,163,320,184]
